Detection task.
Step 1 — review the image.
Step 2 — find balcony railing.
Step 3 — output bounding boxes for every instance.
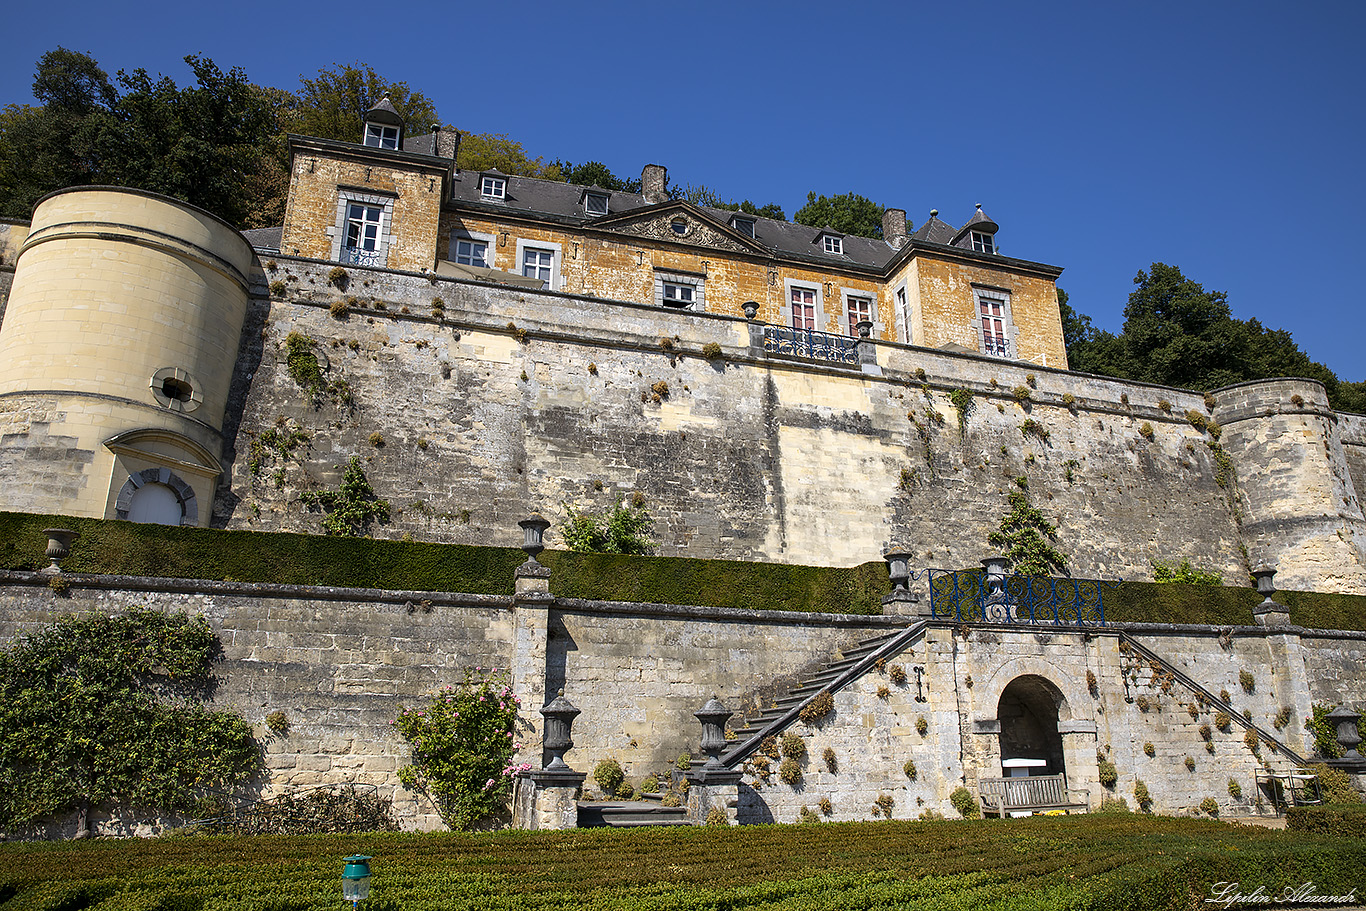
[763,325,859,365]
[340,245,384,268]
[918,568,1109,626]
[983,335,1011,358]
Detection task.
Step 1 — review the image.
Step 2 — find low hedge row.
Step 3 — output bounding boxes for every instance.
[0,815,1362,911]
[3,511,1364,624]
[1286,802,1366,838]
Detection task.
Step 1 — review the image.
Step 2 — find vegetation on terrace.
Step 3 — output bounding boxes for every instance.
[1,512,1365,628]
[0,815,1362,910]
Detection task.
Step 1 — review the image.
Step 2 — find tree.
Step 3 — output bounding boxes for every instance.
[456,131,557,178]
[712,198,787,221]
[670,183,785,220]
[560,496,655,555]
[291,63,439,144]
[988,486,1068,577]
[794,191,886,238]
[0,609,259,837]
[549,160,639,192]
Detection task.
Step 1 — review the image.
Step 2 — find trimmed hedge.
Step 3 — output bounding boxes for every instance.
[0,512,885,614]
[1286,802,1366,838]
[3,511,1365,624]
[0,816,1362,911]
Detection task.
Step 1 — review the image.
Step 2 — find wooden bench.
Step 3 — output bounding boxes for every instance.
[978,773,1089,817]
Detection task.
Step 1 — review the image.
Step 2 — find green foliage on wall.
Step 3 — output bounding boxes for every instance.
[560,497,654,555]
[0,608,259,834]
[394,668,526,831]
[1152,560,1223,585]
[988,490,1069,577]
[299,457,390,536]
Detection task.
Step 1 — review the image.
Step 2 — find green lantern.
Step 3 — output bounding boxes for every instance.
[342,855,372,906]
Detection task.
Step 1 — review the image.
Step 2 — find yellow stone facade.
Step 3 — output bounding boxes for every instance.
[0,188,254,524]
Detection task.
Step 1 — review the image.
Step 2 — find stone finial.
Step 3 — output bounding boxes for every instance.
[1251,567,1290,626]
[694,696,733,771]
[540,689,582,772]
[882,549,921,613]
[519,514,551,560]
[641,164,669,205]
[882,208,907,249]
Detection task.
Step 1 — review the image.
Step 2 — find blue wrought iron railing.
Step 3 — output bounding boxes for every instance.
[916,568,1110,626]
[763,325,860,365]
[340,245,384,267]
[983,335,1011,358]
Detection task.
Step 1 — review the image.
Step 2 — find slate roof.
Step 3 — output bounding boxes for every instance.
[910,212,958,245]
[242,225,281,252]
[448,170,902,270]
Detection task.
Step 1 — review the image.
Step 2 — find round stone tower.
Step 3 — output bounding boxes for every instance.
[0,187,255,526]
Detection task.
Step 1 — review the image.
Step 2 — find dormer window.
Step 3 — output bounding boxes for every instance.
[972,231,996,254]
[823,234,843,255]
[364,123,400,150]
[585,192,609,216]
[480,176,506,200]
[733,217,755,238]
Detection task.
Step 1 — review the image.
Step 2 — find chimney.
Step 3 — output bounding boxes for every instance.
[641,164,669,205]
[434,125,460,160]
[883,208,908,249]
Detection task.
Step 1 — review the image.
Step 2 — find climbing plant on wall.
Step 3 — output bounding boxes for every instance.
[988,485,1069,577]
[394,667,528,830]
[0,609,259,836]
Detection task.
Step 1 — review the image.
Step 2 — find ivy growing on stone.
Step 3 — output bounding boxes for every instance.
[560,496,654,555]
[948,388,973,435]
[0,609,259,837]
[300,457,390,536]
[988,489,1068,577]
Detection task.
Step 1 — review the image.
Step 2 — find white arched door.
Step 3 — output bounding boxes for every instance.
[127,482,183,525]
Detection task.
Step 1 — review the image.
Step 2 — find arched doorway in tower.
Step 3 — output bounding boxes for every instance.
[997,674,1066,777]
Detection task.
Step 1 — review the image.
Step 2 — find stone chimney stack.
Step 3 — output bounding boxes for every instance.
[883,208,908,249]
[642,164,669,205]
[434,126,460,160]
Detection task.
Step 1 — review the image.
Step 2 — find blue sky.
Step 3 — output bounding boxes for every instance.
[5,0,1363,380]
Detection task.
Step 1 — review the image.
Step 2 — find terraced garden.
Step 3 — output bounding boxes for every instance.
[2,814,1363,910]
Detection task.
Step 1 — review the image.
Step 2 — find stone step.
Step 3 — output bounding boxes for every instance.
[577,801,689,828]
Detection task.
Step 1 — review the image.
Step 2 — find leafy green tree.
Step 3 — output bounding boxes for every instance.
[794,191,886,238]
[456,131,557,178]
[670,183,785,220]
[988,488,1068,577]
[0,609,259,837]
[711,198,787,221]
[291,62,439,144]
[549,160,640,192]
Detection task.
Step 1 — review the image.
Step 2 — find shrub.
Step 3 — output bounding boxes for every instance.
[1286,802,1366,837]
[705,807,728,825]
[327,266,349,289]
[748,755,771,782]
[1061,392,1077,408]
[1020,418,1050,442]
[660,791,681,807]
[640,775,659,794]
[1133,779,1152,811]
[876,685,890,700]
[1186,703,1200,720]
[702,342,723,359]
[1152,559,1222,585]
[329,298,350,318]
[1097,760,1118,788]
[394,667,526,831]
[1012,385,1032,402]
[1239,669,1255,693]
[299,457,390,537]
[196,783,398,835]
[593,759,625,795]
[875,793,895,817]
[1199,723,1212,741]
[1199,797,1219,817]
[561,496,654,555]
[265,710,289,735]
[616,781,636,799]
[1143,742,1156,757]
[759,736,780,760]
[778,758,801,785]
[1204,392,1217,411]
[799,805,821,824]
[1291,393,1305,407]
[1186,409,1208,431]
[368,431,385,447]
[676,753,691,771]
[1214,711,1231,731]
[1096,796,1131,814]
[1157,399,1172,412]
[1274,706,1292,729]
[1184,756,1196,771]
[1228,778,1242,799]
[1308,704,1344,759]
[818,796,832,815]
[903,759,917,781]
[950,786,979,818]
[1136,695,1151,712]
[269,280,286,297]
[781,733,807,759]
[888,664,907,685]
[915,716,928,736]
[1310,762,1363,804]
[1220,688,1231,703]
[823,747,837,773]
[1139,422,1154,441]
[798,691,834,725]
[1243,730,1260,755]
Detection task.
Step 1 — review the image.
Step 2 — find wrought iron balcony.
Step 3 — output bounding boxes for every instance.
[983,335,1011,358]
[340,245,384,268]
[917,568,1110,626]
[762,325,859,365]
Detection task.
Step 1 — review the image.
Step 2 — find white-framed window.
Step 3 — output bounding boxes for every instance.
[972,231,996,254]
[844,294,873,336]
[514,238,561,290]
[894,283,911,344]
[823,234,844,255]
[364,123,399,149]
[327,191,395,267]
[654,270,705,310]
[670,217,689,236]
[733,217,755,238]
[781,279,825,333]
[973,287,1014,358]
[481,175,506,200]
[454,238,488,267]
[585,192,609,216]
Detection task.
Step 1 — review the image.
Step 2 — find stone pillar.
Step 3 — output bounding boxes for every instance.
[512,689,587,830]
[856,320,882,376]
[511,516,554,768]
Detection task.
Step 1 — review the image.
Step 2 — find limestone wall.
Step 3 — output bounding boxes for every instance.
[206,256,1366,592]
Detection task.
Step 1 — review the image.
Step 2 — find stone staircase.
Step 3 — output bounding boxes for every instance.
[722,621,927,767]
[576,799,688,827]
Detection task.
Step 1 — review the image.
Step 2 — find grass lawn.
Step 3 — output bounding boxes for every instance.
[1,814,1363,910]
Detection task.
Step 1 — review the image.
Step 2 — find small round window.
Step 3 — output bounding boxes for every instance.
[150,367,202,413]
[670,218,689,236]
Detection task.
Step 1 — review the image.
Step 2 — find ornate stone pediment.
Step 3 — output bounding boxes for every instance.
[596,207,759,255]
